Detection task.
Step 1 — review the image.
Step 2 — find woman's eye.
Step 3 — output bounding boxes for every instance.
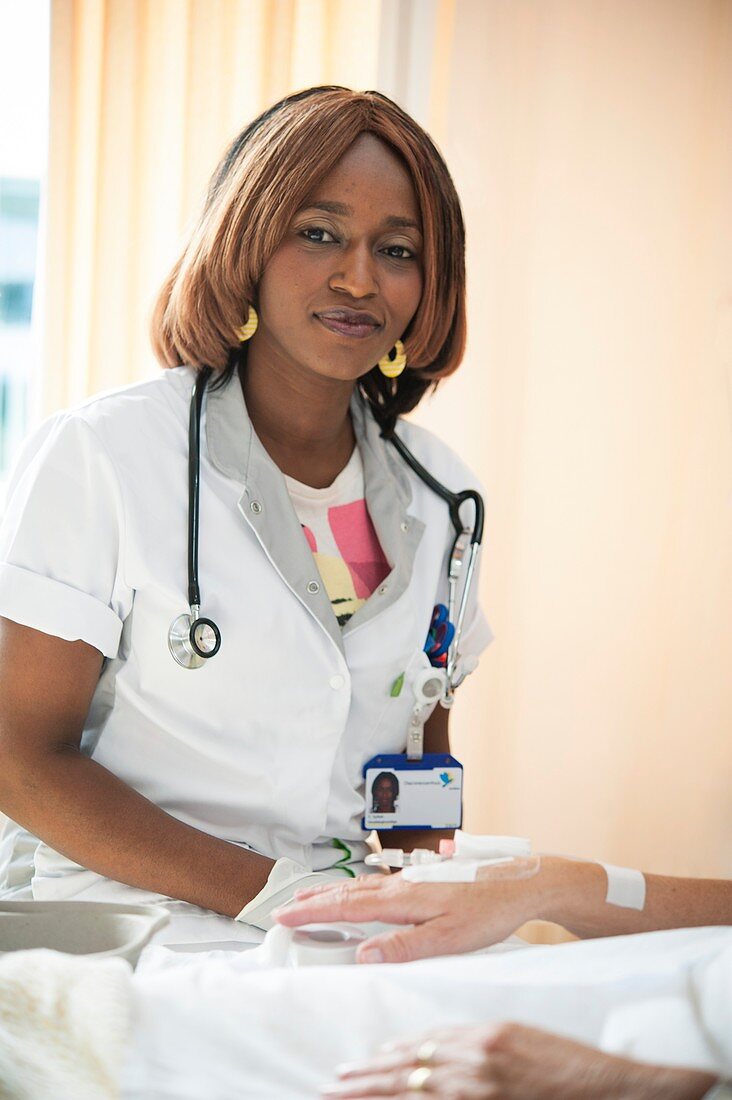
[300,226,337,244]
[382,244,415,260]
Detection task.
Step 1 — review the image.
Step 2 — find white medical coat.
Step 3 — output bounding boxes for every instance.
[0,367,492,905]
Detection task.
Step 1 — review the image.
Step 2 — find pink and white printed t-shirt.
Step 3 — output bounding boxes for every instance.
[283,446,390,627]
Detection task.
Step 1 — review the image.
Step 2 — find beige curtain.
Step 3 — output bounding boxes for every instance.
[411,0,732,882]
[41,0,732,890]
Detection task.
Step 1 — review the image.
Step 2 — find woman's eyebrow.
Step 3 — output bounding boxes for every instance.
[297,200,422,233]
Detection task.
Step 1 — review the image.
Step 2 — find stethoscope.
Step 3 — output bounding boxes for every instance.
[168,366,485,701]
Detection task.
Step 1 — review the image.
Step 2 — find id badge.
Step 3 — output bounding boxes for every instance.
[362,753,463,831]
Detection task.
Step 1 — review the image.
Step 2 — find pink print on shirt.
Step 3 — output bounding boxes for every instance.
[327,500,389,597]
[302,526,317,554]
[300,499,389,625]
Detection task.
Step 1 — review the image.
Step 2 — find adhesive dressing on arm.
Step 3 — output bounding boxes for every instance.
[599,862,646,910]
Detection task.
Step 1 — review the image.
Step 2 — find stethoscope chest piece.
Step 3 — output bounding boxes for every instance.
[168,610,221,669]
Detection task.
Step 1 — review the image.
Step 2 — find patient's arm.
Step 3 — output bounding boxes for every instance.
[323,1022,718,1100]
[0,618,273,916]
[543,858,732,940]
[277,856,732,964]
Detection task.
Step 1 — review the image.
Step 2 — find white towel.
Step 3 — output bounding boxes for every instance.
[0,949,133,1100]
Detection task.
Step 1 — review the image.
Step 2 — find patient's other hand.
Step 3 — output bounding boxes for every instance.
[273,866,540,963]
[320,1022,717,1099]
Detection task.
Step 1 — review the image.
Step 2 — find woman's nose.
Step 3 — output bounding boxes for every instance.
[329,245,379,299]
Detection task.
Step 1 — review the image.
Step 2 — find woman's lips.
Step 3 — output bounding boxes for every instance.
[314,313,381,339]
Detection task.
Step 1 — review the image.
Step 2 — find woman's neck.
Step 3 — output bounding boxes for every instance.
[239,352,357,490]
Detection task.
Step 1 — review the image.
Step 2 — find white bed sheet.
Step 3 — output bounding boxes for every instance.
[120,925,732,1099]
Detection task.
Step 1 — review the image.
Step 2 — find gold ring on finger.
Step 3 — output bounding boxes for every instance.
[416,1039,438,1066]
[407,1066,433,1091]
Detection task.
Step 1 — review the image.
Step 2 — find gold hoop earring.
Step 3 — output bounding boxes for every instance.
[378,339,406,396]
[378,339,406,378]
[235,305,258,342]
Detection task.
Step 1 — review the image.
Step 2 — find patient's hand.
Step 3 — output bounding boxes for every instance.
[320,1022,717,1099]
[277,856,732,957]
[273,866,541,963]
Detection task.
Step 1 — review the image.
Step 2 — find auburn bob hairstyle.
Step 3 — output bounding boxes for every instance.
[150,86,466,433]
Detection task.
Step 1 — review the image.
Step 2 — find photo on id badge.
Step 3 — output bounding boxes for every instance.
[363,755,463,830]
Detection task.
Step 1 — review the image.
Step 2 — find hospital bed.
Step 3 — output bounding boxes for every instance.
[2,920,730,1098]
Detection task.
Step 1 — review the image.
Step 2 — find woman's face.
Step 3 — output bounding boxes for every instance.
[255,133,423,384]
[373,776,397,813]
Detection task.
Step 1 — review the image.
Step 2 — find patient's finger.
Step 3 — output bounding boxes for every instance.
[334,1049,416,1078]
[355,915,455,964]
[291,881,345,901]
[379,1025,472,1056]
[293,874,388,902]
[321,1067,409,1096]
[275,881,409,926]
[333,1035,463,1079]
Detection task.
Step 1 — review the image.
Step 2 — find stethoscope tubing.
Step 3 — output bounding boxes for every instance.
[187,365,212,610]
[174,369,485,676]
[385,429,485,547]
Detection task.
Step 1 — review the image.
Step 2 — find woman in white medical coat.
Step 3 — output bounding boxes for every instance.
[0,87,491,935]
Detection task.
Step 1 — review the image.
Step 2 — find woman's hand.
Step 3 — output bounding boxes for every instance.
[320,1022,717,1099]
[274,859,551,963]
[0,618,274,917]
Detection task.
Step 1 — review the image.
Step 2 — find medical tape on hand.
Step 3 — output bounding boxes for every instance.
[453,831,532,861]
[599,862,646,910]
[401,856,515,884]
[402,859,480,883]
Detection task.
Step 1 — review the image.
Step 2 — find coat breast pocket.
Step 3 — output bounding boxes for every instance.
[367,646,441,756]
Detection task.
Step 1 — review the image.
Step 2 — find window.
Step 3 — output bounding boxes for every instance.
[0,0,49,499]
[1,179,40,328]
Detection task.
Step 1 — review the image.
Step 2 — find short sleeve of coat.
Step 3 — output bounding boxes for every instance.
[0,413,133,658]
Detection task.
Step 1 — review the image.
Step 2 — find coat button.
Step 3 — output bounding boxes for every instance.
[329,674,345,690]
[307,581,320,594]
[401,521,409,532]
[250,500,263,515]
[378,584,388,595]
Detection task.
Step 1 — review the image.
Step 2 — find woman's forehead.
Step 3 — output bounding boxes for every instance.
[302,134,420,222]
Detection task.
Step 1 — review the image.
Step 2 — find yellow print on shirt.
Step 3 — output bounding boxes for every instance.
[313,553,365,625]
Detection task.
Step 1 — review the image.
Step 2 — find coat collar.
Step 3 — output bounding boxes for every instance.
[204,371,425,655]
[204,370,412,506]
